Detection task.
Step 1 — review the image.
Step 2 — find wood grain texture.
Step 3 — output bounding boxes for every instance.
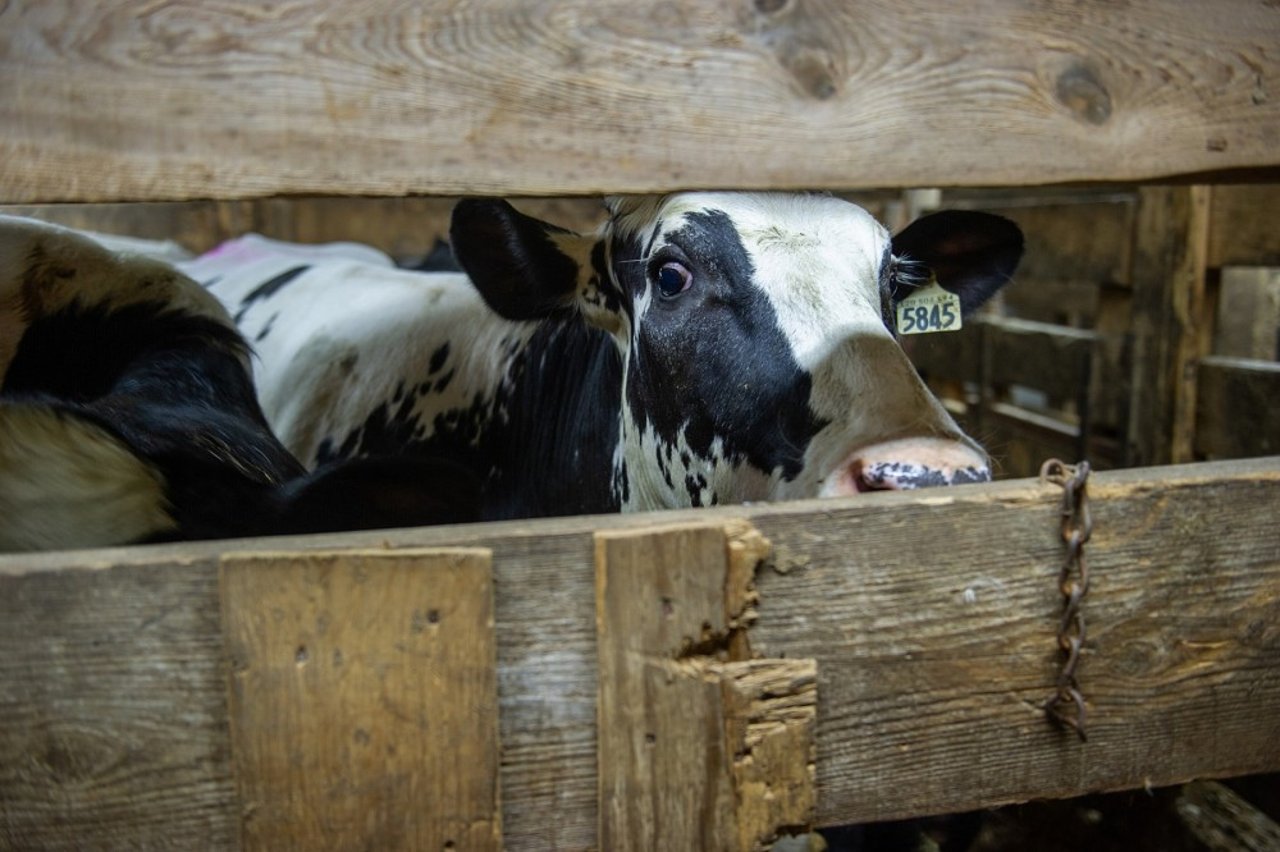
[1175,780,1280,852]
[1,1,1278,202]
[1194,356,1280,460]
[594,523,815,851]
[2,458,1278,846]
[1208,185,1280,268]
[220,548,502,852]
[1213,267,1280,361]
[0,560,236,851]
[1127,185,1212,466]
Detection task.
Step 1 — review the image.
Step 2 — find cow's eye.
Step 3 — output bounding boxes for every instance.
[654,262,693,298]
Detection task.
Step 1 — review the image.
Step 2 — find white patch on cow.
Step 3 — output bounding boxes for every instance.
[0,214,239,381]
[200,252,538,466]
[0,405,176,551]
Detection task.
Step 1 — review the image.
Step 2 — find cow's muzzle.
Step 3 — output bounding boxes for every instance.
[819,437,991,496]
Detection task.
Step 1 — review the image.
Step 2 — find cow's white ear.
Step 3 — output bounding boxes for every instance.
[890,211,1024,315]
[450,198,588,321]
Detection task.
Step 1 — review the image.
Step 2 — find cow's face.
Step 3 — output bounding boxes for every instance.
[451,193,1022,510]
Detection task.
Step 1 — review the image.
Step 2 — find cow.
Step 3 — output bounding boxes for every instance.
[0,215,479,552]
[193,192,1022,522]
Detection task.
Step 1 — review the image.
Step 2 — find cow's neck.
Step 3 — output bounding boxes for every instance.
[478,316,623,520]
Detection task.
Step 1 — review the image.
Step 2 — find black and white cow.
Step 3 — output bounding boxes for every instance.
[195,193,1022,521]
[0,216,479,551]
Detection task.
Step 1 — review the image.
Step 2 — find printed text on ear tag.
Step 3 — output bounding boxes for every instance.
[896,280,962,335]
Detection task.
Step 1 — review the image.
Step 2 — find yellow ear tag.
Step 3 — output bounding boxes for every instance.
[895,280,962,335]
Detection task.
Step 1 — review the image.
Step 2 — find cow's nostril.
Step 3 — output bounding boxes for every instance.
[854,461,897,492]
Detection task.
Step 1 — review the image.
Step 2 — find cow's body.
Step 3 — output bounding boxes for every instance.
[197,193,1024,520]
[0,216,478,551]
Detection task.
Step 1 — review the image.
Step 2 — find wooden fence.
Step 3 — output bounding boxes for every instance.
[3,459,1279,849]
[3,0,1280,848]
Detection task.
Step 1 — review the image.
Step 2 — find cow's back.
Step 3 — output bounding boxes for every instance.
[189,236,532,470]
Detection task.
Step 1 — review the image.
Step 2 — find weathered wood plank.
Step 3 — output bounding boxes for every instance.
[594,523,815,851]
[2,2,1278,202]
[1194,356,1280,460]
[2,459,1278,846]
[220,548,502,852]
[0,561,236,851]
[1213,267,1280,361]
[1208,185,1280,269]
[1175,780,1280,852]
[943,190,1137,291]
[1127,185,1212,466]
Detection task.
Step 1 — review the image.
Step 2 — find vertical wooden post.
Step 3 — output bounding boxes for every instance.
[595,522,817,851]
[1127,185,1212,465]
[220,548,502,852]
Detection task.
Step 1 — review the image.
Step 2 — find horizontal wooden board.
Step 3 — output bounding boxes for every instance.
[1195,356,1280,460]
[1208,185,1280,268]
[1,1,1278,202]
[1,458,1278,847]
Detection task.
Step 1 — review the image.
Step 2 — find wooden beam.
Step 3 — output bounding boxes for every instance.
[1208,186,1280,268]
[220,549,502,852]
[1195,356,1280,460]
[2,458,1278,845]
[1127,185,1212,465]
[2,2,1278,202]
[1213,267,1280,361]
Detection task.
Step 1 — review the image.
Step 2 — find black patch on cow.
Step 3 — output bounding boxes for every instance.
[276,455,482,532]
[254,311,279,343]
[234,265,310,323]
[615,210,826,481]
[428,342,450,375]
[2,298,311,541]
[433,369,455,394]
[587,240,623,317]
[685,473,705,507]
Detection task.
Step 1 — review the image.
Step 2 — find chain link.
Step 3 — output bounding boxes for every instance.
[1039,458,1093,741]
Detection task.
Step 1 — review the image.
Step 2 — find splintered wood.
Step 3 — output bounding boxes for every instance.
[219,548,502,852]
[595,522,817,851]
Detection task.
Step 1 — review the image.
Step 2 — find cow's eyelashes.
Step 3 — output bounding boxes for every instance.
[653,261,693,299]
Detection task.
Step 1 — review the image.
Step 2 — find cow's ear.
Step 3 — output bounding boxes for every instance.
[890,210,1024,315]
[450,198,587,320]
[275,455,483,534]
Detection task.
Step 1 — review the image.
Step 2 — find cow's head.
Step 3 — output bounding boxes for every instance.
[451,193,1022,510]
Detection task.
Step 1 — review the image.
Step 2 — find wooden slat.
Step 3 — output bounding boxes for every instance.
[2,1,1278,202]
[594,523,816,851]
[0,561,236,850]
[2,458,1278,845]
[220,548,502,852]
[1194,356,1280,460]
[944,190,1137,289]
[1127,185,1212,466]
[1208,185,1280,268]
[984,316,1096,399]
[1213,268,1280,361]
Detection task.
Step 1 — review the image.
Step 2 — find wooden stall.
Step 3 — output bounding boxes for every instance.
[2,1,1280,849]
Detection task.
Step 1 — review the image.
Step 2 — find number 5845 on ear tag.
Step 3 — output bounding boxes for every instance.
[896,280,962,335]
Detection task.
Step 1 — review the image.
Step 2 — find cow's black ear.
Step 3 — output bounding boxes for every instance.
[890,211,1024,315]
[450,198,582,320]
[275,455,483,534]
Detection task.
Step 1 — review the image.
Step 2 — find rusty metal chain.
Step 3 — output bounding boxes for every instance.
[1039,458,1093,741]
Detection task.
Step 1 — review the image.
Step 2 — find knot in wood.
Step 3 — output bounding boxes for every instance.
[1056,64,1112,126]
